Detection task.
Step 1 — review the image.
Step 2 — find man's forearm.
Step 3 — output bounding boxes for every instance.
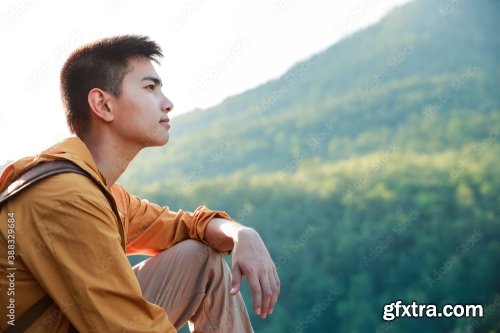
[204,218,252,252]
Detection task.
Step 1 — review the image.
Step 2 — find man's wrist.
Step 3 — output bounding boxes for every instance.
[232,226,257,244]
[205,218,248,252]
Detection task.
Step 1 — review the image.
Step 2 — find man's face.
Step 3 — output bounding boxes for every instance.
[110,57,173,148]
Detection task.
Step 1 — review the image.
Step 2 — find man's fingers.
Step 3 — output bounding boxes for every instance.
[273,267,280,299]
[267,270,280,315]
[245,264,281,318]
[230,264,242,295]
[259,274,273,319]
[247,274,262,316]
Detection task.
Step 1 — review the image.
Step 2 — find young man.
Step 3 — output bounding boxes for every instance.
[0,35,279,332]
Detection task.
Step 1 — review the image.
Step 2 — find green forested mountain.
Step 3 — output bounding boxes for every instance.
[121,0,498,189]
[121,0,500,332]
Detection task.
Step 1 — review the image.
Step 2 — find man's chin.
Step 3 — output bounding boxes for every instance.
[149,135,169,147]
[139,130,169,148]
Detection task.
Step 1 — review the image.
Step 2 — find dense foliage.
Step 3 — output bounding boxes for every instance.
[123,0,500,331]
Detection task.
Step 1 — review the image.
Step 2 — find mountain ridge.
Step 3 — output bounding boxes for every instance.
[120,0,499,190]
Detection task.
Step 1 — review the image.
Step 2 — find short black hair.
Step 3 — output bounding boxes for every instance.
[60,35,163,136]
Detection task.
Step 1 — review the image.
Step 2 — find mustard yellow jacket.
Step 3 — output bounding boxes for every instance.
[0,136,232,332]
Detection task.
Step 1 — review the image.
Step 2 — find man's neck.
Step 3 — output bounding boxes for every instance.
[81,132,140,189]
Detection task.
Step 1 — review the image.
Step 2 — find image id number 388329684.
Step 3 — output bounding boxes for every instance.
[6,211,17,326]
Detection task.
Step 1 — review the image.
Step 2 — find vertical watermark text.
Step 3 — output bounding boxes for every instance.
[6,211,17,327]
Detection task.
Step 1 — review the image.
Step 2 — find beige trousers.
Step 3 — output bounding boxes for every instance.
[133,240,254,333]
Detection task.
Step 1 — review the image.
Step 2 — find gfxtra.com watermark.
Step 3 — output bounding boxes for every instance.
[383,300,483,321]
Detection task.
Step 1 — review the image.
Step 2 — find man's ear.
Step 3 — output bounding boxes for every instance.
[88,88,114,122]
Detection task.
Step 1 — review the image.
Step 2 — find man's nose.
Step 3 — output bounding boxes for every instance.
[162,95,174,112]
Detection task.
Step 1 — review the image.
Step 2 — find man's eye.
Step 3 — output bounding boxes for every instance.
[146,85,155,90]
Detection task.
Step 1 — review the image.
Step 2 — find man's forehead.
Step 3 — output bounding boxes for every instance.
[126,57,160,79]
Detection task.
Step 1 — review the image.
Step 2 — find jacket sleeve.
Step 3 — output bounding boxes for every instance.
[110,183,233,255]
[21,173,176,332]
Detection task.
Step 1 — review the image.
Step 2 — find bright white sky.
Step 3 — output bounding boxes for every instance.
[0,0,411,164]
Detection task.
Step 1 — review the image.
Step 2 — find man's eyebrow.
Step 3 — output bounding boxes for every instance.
[142,76,162,86]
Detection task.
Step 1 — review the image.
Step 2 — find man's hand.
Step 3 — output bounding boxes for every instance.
[204,218,280,318]
[230,228,280,319]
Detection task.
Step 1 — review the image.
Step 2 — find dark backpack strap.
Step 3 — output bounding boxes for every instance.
[0,160,89,205]
[68,324,79,332]
[1,160,90,333]
[0,161,122,241]
[3,295,78,333]
[3,295,53,333]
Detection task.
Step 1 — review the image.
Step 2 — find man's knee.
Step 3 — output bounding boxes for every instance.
[135,240,224,283]
[172,239,220,265]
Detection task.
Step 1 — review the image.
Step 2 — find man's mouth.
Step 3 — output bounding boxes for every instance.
[160,118,170,127]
